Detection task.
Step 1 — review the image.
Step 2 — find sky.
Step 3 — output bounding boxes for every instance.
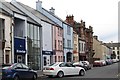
[5,0,119,43]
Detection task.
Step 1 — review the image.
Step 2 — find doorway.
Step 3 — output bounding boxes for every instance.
[17,55,22,63]
[43,55,50,67]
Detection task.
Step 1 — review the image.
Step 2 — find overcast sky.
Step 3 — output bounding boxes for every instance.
[5,0,119,43]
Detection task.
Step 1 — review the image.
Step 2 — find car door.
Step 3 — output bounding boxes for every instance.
[59,63,70,75]
[21,63,33,79]
[68,63,79,75]
[13,63,24,79]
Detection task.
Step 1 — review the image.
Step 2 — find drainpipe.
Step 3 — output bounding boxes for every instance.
[11,14,14,64]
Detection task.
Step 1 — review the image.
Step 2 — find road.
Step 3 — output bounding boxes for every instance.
[0,62,119,80]
[39,62,119,80]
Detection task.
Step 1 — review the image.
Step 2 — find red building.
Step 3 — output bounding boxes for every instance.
[65,15,94,63]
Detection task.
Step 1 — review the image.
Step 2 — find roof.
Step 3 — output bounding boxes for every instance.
[105,43,120,47]
[0,1,38,25]
[17,2,57,26]
[2,2,24,15]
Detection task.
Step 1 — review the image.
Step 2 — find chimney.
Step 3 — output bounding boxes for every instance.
[36,0,42,12]
[94,35,98,40]
[49,7,55,14]
[65,15,74,26]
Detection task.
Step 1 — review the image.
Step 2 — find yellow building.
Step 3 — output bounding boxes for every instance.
[93,36,111,60]
[73,31,79,62]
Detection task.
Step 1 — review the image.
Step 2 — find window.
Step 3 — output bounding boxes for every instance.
[117,56,119,59]
[0,19,4,39]
[63,38,65,47]
[55,56,57,62]
[58,27,59,36]
[14,64,22,69]
[117,47,119,50]
[61,56,63,62]
[22,64,29,69]
[55,40,56,49]
[67,40,71,48]
[67,26,71,35]
[113,47,115,50]
[117,51,119,55]
[58,56,60,62]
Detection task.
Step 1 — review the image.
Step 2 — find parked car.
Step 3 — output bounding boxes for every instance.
[81,61,92,70]
[93,60,103,67]
[43,62,86,78]
[105,59,113,65]
[2,63,37,80]
[112,59,119,63]
[73,61,88,70]
[100,60,106,66]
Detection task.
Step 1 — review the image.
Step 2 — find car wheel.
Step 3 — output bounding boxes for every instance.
[79,70,85,76]
[57,71,64,78]
[14,76,19,80]
[33,74,37,80]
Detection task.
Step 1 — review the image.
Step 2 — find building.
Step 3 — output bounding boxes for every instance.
[93,36,112,61]
[106,42,120,60]
[63,22,73,62]
[73,31,79,62]
[65,15,94,63]
[0,1,13,64]
[36,0,73,62]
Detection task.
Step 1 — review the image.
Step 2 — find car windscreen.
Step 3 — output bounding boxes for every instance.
[2,64,11,69]
[49,63,59,66]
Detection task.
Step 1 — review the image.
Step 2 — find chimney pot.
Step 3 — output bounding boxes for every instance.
[49,7,55,14]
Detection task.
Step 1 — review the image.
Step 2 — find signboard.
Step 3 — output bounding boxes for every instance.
[14,37,26,54]
[42,51,53,55]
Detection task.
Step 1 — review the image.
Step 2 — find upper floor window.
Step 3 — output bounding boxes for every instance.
[113,47,115,50]
[117,51,119,55]
[67,40,71,48]
[67,26,71,35]
[0,18,5,40]
[117,47,119,50]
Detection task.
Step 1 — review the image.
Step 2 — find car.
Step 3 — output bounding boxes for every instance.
[81,61,92,70]
[93,60,103,67]
[2,63,37,80]
[112,59,119,63]
[100,60,106,66]
[43,62,86,78]
[73,62,88,71]
[105,59,113,65]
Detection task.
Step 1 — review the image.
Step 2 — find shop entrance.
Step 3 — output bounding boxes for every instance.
[17,55,22,63]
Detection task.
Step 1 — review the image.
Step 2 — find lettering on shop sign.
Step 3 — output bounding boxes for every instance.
[16,50,26,53]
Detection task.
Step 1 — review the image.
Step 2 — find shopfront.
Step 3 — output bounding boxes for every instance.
[14,37,26,63]
[42,51,53,67]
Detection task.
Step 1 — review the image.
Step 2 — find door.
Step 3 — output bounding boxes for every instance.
[17,55,22,63]
[43,55,50,67]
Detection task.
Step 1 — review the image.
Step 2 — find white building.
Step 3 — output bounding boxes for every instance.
[106,43,120,60]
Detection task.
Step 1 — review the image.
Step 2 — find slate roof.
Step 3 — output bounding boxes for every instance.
[0,1,39,25]
[17,2,58,26]
[105,43,120,47]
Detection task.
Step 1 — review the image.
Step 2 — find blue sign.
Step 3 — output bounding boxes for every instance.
[14,37,26,54]
[42,51,53,55]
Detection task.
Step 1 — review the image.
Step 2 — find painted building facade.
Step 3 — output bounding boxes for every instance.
[0,9,12,64]
[106,43,120,60]
[93,36,112,61]
[63,22,73,62]
[52,25,63,62]
[73,31,79,62]
[36,0,73,63]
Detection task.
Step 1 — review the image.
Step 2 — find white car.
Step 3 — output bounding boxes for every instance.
[43,62,86,78]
